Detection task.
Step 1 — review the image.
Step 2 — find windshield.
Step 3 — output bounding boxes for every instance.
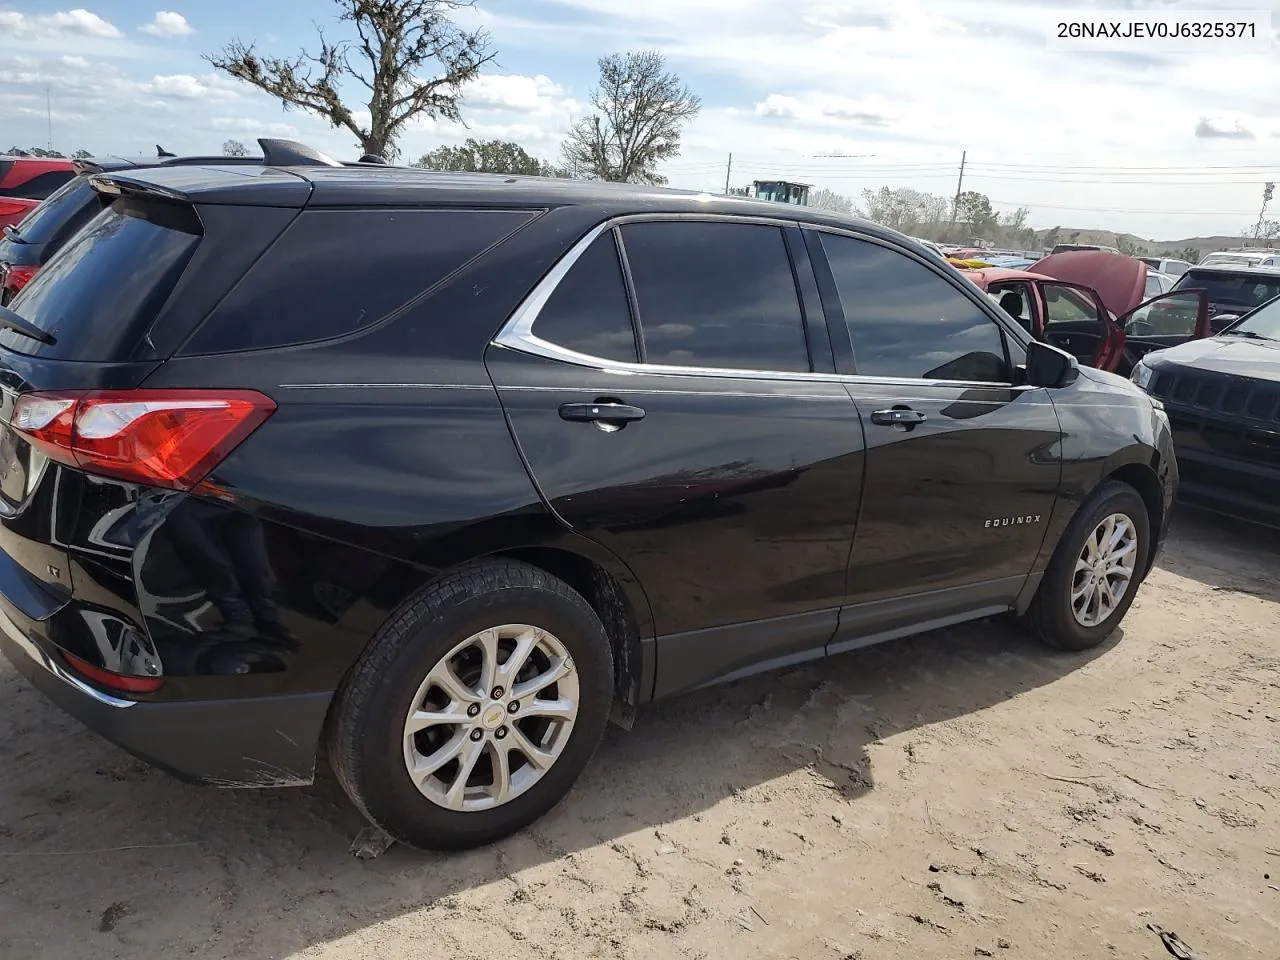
[3,176,102,246]
[1227,297,1280,339]
[1173,270,1280,310]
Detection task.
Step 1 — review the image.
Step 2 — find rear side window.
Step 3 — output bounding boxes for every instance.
[3,198,200,360]
[532,231,638,363]
[0,169,74,200]
[184,208,536,354]
[820,233,1010,382]
[5,176,102,246]
[620,220,810,372]
[1175,270,1280,310]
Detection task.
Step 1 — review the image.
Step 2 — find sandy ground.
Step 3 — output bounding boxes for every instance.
[1,506,1278,960]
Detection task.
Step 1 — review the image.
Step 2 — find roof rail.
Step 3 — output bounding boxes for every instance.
[257,138,343,167]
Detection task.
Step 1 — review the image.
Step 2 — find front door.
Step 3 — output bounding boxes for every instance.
[488,217,866,698]
[1038,280,1123,371]
[809,229,1063,651]
[1120,289,1210,365]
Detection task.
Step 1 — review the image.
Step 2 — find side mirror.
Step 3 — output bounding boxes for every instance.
[1210,313,1239,332]
[1024,339,1079,388]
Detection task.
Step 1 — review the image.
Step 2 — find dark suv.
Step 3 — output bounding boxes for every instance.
[0,147,1176,851]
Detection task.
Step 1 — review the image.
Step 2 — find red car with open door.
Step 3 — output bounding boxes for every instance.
[960,251,1209,376]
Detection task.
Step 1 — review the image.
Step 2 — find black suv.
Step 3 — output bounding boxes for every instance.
[1167,263,1280,332]
[0,146,1176,851]
[1132,296,1280,526]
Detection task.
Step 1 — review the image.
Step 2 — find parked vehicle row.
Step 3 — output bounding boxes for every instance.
[0,140,1175,851]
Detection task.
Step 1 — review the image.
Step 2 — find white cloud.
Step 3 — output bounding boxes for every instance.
[0,8,121,40]
[141,11,194,37]
[211,117,299,137]
[138,74,240,102]
[462,74,581,118]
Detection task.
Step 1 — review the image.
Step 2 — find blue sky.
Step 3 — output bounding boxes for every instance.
[2,0,1280,239]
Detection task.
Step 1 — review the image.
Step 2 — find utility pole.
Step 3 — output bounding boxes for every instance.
[46,87,53,153]
[949,150,966,233]
[723,152,732,195]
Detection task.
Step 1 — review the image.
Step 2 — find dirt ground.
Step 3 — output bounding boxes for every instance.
[1,507,1277,960]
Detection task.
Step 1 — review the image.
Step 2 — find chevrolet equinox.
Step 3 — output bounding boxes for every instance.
[0,145,1176,851]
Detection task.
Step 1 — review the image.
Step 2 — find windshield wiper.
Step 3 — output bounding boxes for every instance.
[1220,329,1276,341]
[0,306,56,345]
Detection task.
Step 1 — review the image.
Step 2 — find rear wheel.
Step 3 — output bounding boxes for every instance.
[1026,480,1150,651]
[329,560,614,850]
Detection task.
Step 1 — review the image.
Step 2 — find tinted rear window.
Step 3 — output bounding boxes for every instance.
[0,169,74,200]
[1174,270,1280,310]
[4,176,102,246]
[183,208,537,354]
[3,198,200,360]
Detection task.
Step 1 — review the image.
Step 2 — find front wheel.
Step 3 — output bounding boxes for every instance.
[1026,480,1151,651]
[329,560,614,851]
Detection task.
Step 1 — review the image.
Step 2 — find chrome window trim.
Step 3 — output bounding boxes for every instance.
[491,212,1029,392]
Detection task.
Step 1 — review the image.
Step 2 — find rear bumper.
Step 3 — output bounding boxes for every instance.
[0,595,331,787]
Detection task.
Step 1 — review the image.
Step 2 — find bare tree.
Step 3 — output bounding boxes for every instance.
[222,139,249,157]
[205,0,495,160]
[809,188,854,215]
[561,50,701,184]
[859,186,949,234]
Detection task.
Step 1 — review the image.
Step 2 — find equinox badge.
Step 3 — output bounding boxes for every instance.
[985,515,1042,528]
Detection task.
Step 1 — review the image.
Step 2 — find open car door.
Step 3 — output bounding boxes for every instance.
[1037,279,1125,372]
[1117,289,1209,370]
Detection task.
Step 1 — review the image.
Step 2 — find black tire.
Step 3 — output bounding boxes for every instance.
[329,559,614,851]
[1026,480,1151,651]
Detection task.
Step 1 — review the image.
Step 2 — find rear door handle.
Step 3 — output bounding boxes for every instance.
[870,408,927,426]
[558,401,646,424]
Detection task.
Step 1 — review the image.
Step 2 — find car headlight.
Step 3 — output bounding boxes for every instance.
[1131,361,1154,391]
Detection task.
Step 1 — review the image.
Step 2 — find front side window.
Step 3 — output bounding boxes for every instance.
[820,233,1010,382]
[620,220,810,373]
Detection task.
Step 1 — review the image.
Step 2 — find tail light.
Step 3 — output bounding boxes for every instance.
[62,651,164,694]
[10,389,275,490]
[1,264,37,297]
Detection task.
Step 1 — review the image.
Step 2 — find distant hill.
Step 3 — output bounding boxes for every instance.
[1030,228,1254,260]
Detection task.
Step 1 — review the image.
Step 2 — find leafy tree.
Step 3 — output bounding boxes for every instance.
[7,146,66,158]
[1043,225,1061,249]
[561,50,701,184]
[809,188,854,215]
[206,0,495,159]
[954,190,998,237]
[414,138,563,176]
[72,148,93,159]
[222,139,249,157]
[1177,246,1200,264]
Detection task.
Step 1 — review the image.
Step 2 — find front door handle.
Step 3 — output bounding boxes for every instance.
[870,408,927,426]
[558,401,646,425]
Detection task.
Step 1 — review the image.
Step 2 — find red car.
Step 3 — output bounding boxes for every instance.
[0,155,76,233]
[960,250,1210,376]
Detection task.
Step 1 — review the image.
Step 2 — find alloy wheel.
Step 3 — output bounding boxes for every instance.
[402,623,578,812]
[1070,512,1139,628]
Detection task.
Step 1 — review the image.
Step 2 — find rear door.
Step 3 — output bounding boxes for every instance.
[488,216,866,698]
[1038,279,1124,371]
[809,229,1062,652]
[1119,289,1209,362]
